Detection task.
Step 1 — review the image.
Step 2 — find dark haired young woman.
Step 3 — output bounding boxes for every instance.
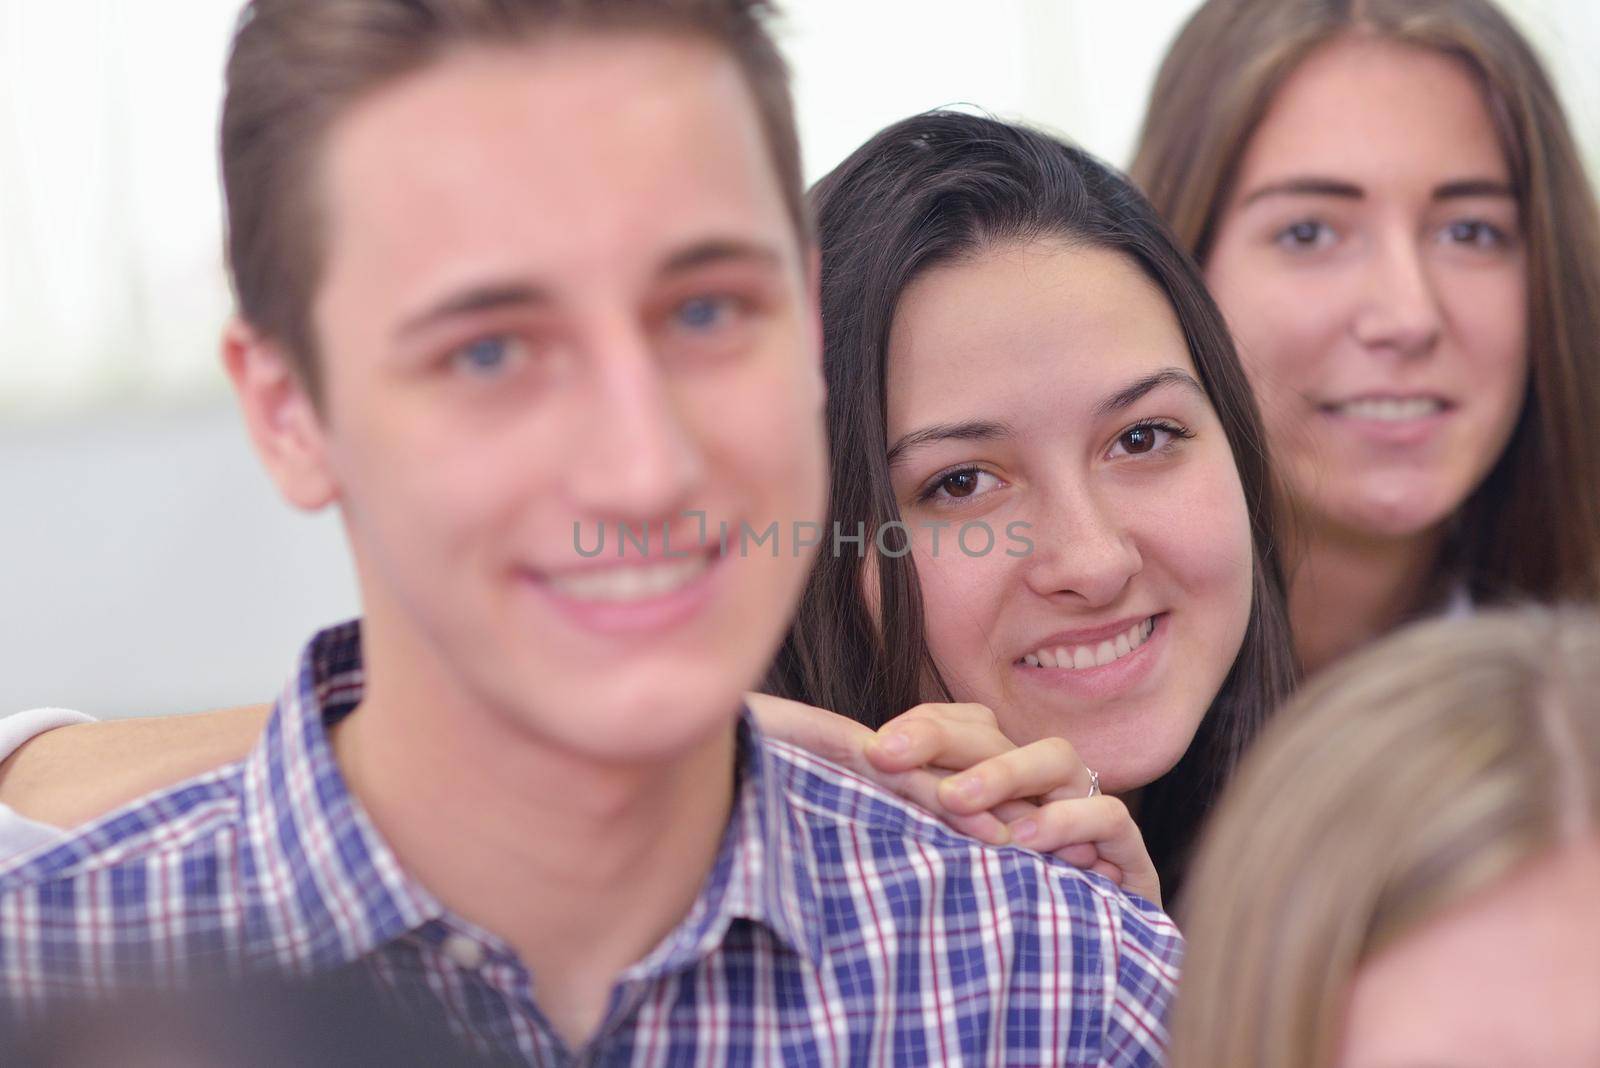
[768,110,1298,896]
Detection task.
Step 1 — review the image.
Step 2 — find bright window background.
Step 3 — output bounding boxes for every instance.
[2,0,1597,715]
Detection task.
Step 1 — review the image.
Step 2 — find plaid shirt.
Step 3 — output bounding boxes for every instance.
[0,622,1182,1065]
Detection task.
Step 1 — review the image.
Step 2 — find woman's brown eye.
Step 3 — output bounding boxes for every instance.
[1121,426,1157,454]
[941,471,979,497]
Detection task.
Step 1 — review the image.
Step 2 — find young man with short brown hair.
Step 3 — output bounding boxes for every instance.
[0,3,1180,1062]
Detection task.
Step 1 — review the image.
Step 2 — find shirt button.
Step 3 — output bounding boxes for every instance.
[443,934,485,970]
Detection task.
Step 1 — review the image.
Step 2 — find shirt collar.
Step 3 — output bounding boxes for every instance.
[625,713,825,981]
[239,621,445,971]
[243,621,824,976]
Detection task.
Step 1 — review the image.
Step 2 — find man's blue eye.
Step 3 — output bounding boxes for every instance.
[456,336,510,373]
[677,297,728,331]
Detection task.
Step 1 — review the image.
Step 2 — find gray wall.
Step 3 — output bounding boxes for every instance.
[0,403,358,717]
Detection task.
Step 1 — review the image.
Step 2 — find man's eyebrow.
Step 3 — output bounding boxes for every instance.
[396,282,550,341]
[887,419,1013,469]
[392,240,782,341]
[1433,178,1515,201]
[1240,176,1364,207]
[660,238,785,277]
[1093,368,1207,418]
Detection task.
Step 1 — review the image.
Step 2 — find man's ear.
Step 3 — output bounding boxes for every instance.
[222,318,338,511]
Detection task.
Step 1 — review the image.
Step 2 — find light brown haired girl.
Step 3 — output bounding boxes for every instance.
[1131,0,1600,673]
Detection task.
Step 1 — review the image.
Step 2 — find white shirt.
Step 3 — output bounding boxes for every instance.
[0,707,94,857]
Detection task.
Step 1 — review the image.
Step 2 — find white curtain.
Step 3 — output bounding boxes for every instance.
[2,0,1596,419]
[1,1,238,417]
[783,0,1202,185]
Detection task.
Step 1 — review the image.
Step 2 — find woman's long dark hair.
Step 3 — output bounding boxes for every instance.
[765,111,1299,894]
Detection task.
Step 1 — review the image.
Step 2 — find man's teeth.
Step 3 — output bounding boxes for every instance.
[1021,617,1154,671]
[1334,397,1443,421]
[548,556,709,602]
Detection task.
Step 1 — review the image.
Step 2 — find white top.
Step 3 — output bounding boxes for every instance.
[0,707,96,858]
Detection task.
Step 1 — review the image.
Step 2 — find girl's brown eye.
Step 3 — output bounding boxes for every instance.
[941,470,979,497]
[1121,426,1157,454]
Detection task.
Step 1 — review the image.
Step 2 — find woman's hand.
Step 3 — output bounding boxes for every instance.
[746,694,1161,907]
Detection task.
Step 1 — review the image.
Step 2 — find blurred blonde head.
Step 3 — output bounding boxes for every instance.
[1171,605,1600,1068]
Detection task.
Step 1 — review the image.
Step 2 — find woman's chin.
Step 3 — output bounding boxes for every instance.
[1071,728,1198,797]
[1107,750,1191,796]
[1309,482,1465,545]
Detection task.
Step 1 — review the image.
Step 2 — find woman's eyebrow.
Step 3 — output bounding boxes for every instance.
[1240,176,1515,208]
[1240,175,1363,207]
[1433,178,1515,201]
[887,419,1013,469]
[1093,368,1206,417]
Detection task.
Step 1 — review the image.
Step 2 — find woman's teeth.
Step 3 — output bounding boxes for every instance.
[547,555,709,602]
[1332,397,1443,421]
[1022,617,1155,671]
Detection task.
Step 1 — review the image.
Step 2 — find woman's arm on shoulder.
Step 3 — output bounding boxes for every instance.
[0,704,271,829]
[747,693,1161,906]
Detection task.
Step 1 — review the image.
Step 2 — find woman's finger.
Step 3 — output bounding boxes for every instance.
[1088,860,1126,886]
[869,765,1011,845]
[864,714,1020,775]
[892,702,1002,727]
[746,693,1016,846]
[934,736,1091,815]
[1006,795,1161,907]
[745,692,875,775]
[1007,795,1128,851]
[1051,842,1101,868]
[864,702,1009,773]
[989,798,1038,824]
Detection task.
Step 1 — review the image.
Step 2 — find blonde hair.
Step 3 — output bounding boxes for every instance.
[1170,605,1600,1068]
[1130,0,1600,606]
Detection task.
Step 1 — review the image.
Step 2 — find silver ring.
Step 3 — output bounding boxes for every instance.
[1086,768,1100,798]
